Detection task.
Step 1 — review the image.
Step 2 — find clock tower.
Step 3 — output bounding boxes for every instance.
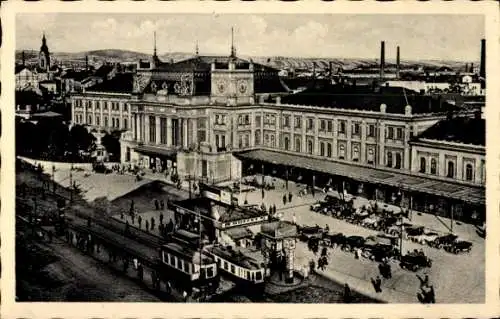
[210,60,254,105]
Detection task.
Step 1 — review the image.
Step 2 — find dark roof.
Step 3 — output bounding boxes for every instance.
[280,83,455,114]
[260,221,298,239]
[225,227,254,241]
[61,70,92,81]
[156,55,279,73]
[15,90,44,106]
[415,116,485,146]
[94,64,116,78]
[87,73,134,93]
[15,64,28,74]
[205,245,262,270]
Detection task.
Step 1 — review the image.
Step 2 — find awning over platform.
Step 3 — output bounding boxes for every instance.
[235,149,485,205]
[134,145,177,158]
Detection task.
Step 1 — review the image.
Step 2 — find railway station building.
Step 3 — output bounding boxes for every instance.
[70,42,485,226]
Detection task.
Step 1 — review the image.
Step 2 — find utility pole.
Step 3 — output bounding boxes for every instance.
[189,174,192,199]
[69,163,73,203]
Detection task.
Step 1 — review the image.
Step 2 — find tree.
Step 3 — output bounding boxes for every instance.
[101,133,120,162]
[70,125,95,153]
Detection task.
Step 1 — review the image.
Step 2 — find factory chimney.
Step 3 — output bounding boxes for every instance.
[396,46,400,79]
[22,51,25,66]
[480,38,486,80]
[470,62,474,73]
[380,41,385,80]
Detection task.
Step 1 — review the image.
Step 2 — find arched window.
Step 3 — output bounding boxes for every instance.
[264,134,269,146]
[88,115,92,124]
[270,135,275,147]
[387,152,393,167]
[420,157,426,173]
[284,136,289,151]
[255,130,261,145]
[327,143,332,157]
[430,159,437,174]
[367,148,375,164]
[465,164,473,181]
[96,115,100,126]
[307,140,313,155]
[320,142,325,156]
[123,118,128,130]
[339,144,346,159]
[395,153,402,169]
[352,146,360,162]
[295,138,301,152]
[447,161,455,178]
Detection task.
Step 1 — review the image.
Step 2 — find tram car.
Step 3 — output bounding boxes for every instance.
[204,244,266,290]
[159,242,219,293]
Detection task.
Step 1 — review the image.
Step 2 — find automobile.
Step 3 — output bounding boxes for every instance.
[361,216,381,230]
[322,232,345,247]
[431,234,458,249]
[444,239,473,254]
[404,226,425,241]
[414,230,441,245]
[342,235,366,252]
[299,225,325,242]
[400,252,432,272]
[310,202,327,212]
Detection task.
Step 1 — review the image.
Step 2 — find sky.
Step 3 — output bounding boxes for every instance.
[16,14,484,61]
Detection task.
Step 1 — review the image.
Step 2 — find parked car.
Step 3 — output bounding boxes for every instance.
[400,252,432,271]
[299,225,325,242]
[405,226,425,241]
[414,230,441,245]
[431,234,458,249]
[322,232,345,247]
[342,235,366,252]
[444,239,473,254]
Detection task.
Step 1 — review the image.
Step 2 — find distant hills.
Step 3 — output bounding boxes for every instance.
[15,49,477,72]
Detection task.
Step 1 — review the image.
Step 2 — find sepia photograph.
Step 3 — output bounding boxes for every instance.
[2,2,499,317]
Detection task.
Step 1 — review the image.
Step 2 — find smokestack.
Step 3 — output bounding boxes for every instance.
[329,61,333,81]
[480,38,486,79]
[470,62,474,73]
[396,46,400,79]
[380,41,385,80]
[22,51,25,66]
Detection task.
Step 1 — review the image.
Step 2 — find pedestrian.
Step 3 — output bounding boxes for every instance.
[273,204,277,215]
[292,213,297,225]
[183,290,188,302]
[133,258,138,270]
[288,192,293,203]
[283,194,287,206]
[138,216,142,228]
[120,211,124,220]
[343,283,352,303]
[428,285,435,303]
[354,248,359,259]
[376,276,382,292]
[160,199,165,210]
[416,274,429,288]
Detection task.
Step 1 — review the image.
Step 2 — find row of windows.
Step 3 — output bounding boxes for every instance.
[238,134,251,148]
[214,255,263,281]
[74,99,129,112]
[163,252,192,274]
[74,113,127,129]
[419,157,483,181]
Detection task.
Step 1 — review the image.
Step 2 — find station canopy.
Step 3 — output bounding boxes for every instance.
[236,149,485,206]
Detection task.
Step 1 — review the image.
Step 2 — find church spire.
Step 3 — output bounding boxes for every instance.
[230,27,236,57]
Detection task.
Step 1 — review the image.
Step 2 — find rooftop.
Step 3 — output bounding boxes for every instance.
[280,83,456,115]
[87,72,134,93]
[205,244,263,270]
[261,221,298,239]
[162,242,212,265]
[225,227,254,241]
[414,115,485,146]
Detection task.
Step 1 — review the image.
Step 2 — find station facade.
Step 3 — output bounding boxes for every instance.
[70,48,485,225]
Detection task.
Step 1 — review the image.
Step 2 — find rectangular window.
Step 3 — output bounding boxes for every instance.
[149,116,156,143]
[396,128,403,140]
[339,121,346,134]
[295,116,301,129]
[230,264,236,274]
[368,124,375,137]
[123,118,128,130]
[388,127,394,139]
[160,118,167,144]
[223,261,228,270]
[353,123,360,136]
[307,118,314,130]
[183,261,189,273]
[245,115,250,125]
[255,115,261,127]
[320,120,326,131]
[327,120,333,132]
[221,135,226,148]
